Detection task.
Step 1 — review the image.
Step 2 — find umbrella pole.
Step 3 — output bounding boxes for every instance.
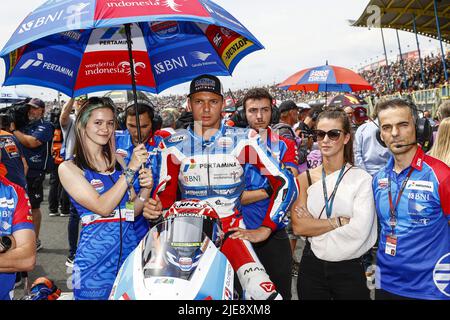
[124,23,142,144]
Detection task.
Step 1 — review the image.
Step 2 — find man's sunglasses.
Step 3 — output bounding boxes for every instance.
[313,129,343,141]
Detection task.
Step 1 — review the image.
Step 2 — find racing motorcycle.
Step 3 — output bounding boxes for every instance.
[109,199,235,300]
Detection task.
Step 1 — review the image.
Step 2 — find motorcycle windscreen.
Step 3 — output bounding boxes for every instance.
[142,216,219,280]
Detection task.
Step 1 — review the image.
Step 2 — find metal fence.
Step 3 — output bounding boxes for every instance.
[369,84,450,117]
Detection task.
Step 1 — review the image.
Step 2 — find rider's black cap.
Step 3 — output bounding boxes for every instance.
[188,74,223,97]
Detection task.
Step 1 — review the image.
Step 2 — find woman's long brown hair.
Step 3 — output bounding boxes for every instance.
[316,107,355,165]
[73,97,117,172]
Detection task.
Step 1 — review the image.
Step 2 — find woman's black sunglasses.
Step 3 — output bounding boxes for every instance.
[313,129,343,141]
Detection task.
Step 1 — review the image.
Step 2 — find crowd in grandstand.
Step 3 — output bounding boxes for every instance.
[105,52,449,112]
[360,52,450,95]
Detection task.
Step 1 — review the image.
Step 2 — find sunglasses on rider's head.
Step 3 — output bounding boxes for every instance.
[313,129,343,141]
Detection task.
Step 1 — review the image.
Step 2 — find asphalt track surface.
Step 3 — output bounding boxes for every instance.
[13,175,304,300]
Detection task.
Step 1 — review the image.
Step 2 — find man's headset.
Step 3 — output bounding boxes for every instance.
[375,100,433,151]
[119,100,160,133]
[309,107,322,123]
[233,104,280,128]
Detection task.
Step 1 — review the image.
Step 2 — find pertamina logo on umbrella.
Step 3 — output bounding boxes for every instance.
[20,53,74,78]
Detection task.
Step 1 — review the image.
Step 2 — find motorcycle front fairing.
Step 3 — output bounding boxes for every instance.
[109,216,234,300]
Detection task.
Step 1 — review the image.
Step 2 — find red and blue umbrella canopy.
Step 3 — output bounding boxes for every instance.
[0,0,263,96]
[278,64,374,92]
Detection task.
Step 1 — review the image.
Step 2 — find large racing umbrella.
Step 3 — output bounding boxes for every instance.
[278,63,374,102]
[0,0,263,141]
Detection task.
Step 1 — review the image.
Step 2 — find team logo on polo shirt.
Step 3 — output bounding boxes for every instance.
[378,178,388,189]
[433,253,450,297]
[406,180,434,192]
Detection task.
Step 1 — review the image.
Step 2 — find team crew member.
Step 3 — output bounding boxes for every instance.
[0,175,36,300]
[115,101,163,241]
[58,97,153,300]
[10,98,54,251]
[240,88,298,299]
[373,99,450,300]
[292,108,377,300]
[143,75,297,300]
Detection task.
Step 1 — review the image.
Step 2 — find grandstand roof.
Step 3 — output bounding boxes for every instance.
[351,0,450,43]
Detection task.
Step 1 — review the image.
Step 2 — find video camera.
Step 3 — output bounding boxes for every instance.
[0,98,32,131]
[47,107,61,128]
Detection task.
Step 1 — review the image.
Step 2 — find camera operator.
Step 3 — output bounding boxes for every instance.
[0,175,36,300]
[10,98,55,251]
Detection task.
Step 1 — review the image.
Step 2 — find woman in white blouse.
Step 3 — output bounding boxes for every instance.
[292,107,377,300]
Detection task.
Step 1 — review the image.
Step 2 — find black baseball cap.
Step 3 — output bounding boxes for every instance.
[188,74,223,97]
[278,100,298,113]
[26,98,46,109]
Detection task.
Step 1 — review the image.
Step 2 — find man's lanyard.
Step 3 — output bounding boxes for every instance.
[387,167,414,235]
[322,164,346,218]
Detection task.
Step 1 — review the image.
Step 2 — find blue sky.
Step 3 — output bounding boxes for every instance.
[0,0,447,100]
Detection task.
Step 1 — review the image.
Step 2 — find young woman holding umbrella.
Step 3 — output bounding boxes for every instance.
[58,97,153,300]
[291,107,377,300]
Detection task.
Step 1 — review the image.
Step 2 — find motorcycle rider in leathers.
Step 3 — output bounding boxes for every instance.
[143,75,297,300]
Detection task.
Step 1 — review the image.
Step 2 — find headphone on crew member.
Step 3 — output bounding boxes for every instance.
[234,102,280,128]
[122,99,161,134]
[375,99,433,151]
[309,106,323,123]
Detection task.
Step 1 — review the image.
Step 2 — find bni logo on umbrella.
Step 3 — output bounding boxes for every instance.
[18,2,91,34]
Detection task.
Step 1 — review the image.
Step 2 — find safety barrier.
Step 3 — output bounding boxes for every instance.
[299,85,449,118]
[373,84,450,116]
[441,84,449,99]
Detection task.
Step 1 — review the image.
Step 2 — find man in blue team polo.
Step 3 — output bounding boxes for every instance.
[10,98,54,252]
[373,98,450,300]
